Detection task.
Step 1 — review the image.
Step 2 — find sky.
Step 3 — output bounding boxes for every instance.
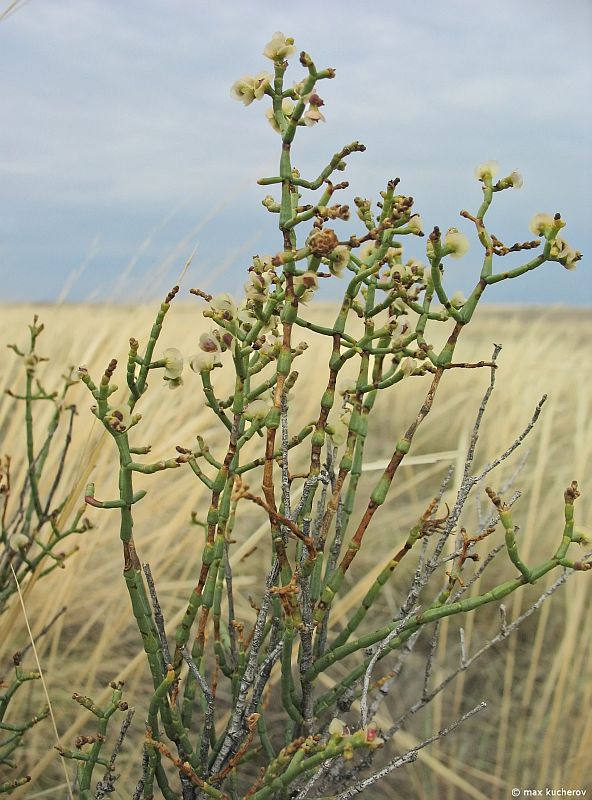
[1,0,591,305]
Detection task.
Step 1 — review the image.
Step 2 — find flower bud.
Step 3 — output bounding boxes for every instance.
[199,332,220,353]
[105,405,133,433]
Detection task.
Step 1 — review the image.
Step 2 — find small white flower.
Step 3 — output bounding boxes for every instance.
[9,533,29,551]
[529,212,555,236]
[508,170,523,188]
[244,399,271,421]
[450,290,466,309]
[444,228,470,259]
[474,160,500,181]
[230,72,272,106]
[244,271,271,303]
[162,347,183,380]
[190,351,220,372]
[210,293,238,319]
[263,32,296,62]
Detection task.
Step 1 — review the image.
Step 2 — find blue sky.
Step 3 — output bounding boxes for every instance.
[1,0,590,304]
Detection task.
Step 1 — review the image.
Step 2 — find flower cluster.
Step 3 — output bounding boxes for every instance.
[231,32,331,134]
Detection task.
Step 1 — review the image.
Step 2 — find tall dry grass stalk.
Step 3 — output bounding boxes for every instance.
[1,303,589,797]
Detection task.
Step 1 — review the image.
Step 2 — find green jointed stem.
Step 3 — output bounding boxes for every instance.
[135,291,177,398]
[202,372,232,431]
[329,520,424,651]
[249,733,374,800]
[281,623,304,724]
[312,550,572,714]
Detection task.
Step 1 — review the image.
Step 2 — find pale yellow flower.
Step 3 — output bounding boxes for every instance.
[263,32,296,61]
[328,409,352,446]
[190,351,219,372]
[329,245,350,277]
[444,228,470,259]
[230,72,272,106]
[294,271,319,303]
[450,290,466,308]
[508,170,523,188]
[406,258,426,277]
[162,347,183,380]
[399,357,417,376]
[550,237,582,270]
[328,718,347,737]
[9,533,29,551]
[303,105,326,126]
[210,293,238,318]
[244,399,271,421]
[407,215,424,234]
[529,212,555,236]
[474,160,500,181]
[265,98,295,133]
[244,271,271,303]
[359,242,377,261]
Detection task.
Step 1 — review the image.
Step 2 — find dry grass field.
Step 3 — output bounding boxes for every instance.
[1,301,590,798]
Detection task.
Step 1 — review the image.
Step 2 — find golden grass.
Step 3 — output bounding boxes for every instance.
[1,302,590,797]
